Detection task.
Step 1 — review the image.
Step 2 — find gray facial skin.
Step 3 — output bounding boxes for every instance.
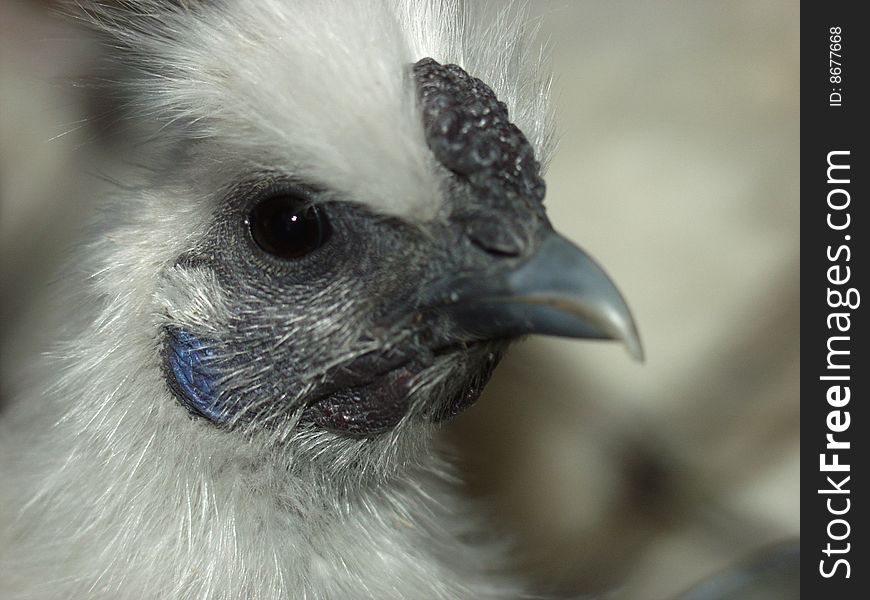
[162,59,641,437]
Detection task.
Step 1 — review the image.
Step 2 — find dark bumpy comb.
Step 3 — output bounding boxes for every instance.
[412,57,546,255]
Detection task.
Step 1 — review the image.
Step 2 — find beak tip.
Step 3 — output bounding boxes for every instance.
[606,313,644,362]
[624,334,645,363]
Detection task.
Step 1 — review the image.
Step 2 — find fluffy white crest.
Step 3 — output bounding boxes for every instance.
[74,0,555,220]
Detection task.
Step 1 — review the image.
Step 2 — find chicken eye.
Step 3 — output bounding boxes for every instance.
[247,194,331,259]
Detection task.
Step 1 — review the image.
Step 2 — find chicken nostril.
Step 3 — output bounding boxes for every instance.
[465,219,526,257]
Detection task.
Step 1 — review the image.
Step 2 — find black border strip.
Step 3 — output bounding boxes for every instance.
[802,3,868,597]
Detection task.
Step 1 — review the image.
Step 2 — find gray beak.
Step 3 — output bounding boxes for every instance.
[428,231,644,360]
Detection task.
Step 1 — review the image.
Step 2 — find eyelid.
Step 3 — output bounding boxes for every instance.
[249,179,319,209]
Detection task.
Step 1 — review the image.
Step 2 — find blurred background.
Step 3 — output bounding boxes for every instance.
[1,1,799,598]
[446,1,799,598]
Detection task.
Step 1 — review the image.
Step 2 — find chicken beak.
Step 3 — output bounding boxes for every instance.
[428,231,644,361]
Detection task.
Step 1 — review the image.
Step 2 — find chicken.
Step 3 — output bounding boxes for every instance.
[0,1,642,598]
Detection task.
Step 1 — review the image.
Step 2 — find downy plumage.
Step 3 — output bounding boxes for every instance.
[0,2,641,598]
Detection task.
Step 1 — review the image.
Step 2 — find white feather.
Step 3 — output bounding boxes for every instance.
[72,0,554,219]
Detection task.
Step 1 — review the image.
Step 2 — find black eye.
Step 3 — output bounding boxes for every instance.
[248,193,331,259]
